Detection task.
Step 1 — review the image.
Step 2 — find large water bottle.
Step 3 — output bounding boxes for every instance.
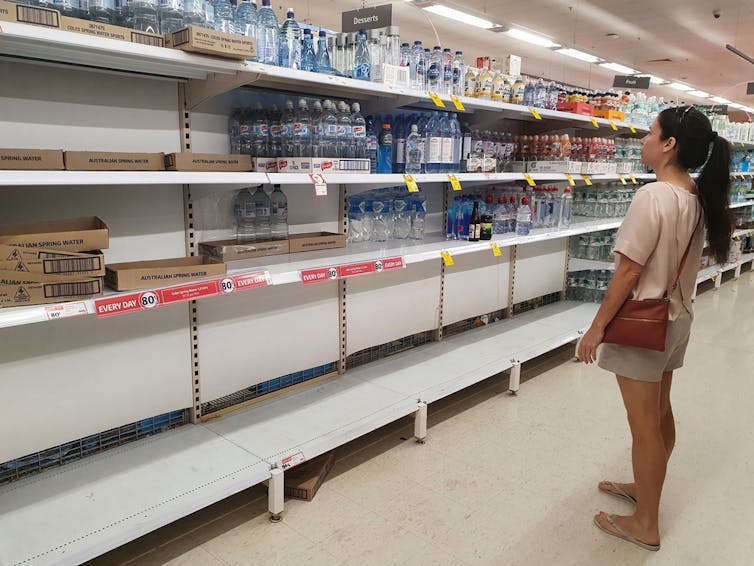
[269,184,288,240]
[293,99,312,157]
[337,101,354,158]
[332,34,346,75]
[439,112,453,174]
[281,99,296,156]
[158,0,183,32]
[409,195,426,240]
[425,111,443,174]
[314,30,332,73]
[268,104,282,157]
[202,0,215,29]
[212,0,234,33]
[522,80,535,107]
[365,116,379,173]
[392,197,411,239]
[400,42,411,68]
[182,0,205,26]
[385,26,401,67]
[351,103,366,159]
[533,78,548,108]
[279,8,301,69]
[344,33,356,78]
[321,100,339,157]
[229,109,242,154]
[234,0,257,39]
[256,0,279,65]
[310,100,323,157]
[427,45,443,93]
[559,188,573,228]
[377,123,392,174]
[447,196,460,240]
[367,29,382,82]
[353,30,371,81]
[405,124,423,175]
[300,29,315,72]
[452,51,465,97]
[347,197,365,243]
[253,186,272,241]
[516,197,532,236]
[239,108,253,154]
[449,113,461,173]
[251,102,269,157]
[392,115,406,174]
[131,0,159,33]
[493,197,507,234]
[371,199,390,242]
[234,187,257,242]
[442,48,453,95]
[410,41,426,91]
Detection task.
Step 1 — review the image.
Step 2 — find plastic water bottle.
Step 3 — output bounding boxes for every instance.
[332,34,346,75]
[365,116,379,173]
[251,102,269,157]
[516,197,532,236]
[392,115,406,174]
[427,45,443,93]
[416,113,429,173]
[234,187,256,242]
[257,0,279,66]
[400,42,411,68]
[281,99,295,156]
[321,100,339,157]
[269,184,288,240]
[279,8,301,69]
[367,29,382,82]
[202,0,215,29]
[131,0,159,33]
[300,29,315,72]
[158,0,183,33]
[268,104,282,157]
[448,113,461,173]
[385,26,401,67]
[239,108,253,154]
[315,30,332,73]
[425,111,443,173]
[344,33,356,78]
[371,199,390,242]
[439,112,453,174]
[337,101,354,158]
[293,99,311,157]
[229,109,242,154]
[351,103,366,159]
[442,48,453,95]
[405,124,423,175]
[447,196,460,240]
[392,197,411,239]
[310,101,323,157]
[559,188,573,228]
[353,31,371,81]
[214,0,235,33]
[234,0,257,40]
[410,41,426,91]
[492,197,506,234]
[452,51,465,97]
[347,197,364,243]
[253,186,272,241]
[523,80,535,107]
[182,0,205,27]
[409,195,426,240]
[533,78,548,108]
[377,124,393,174]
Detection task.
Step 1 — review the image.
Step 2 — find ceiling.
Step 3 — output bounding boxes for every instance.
[279,0,754,108]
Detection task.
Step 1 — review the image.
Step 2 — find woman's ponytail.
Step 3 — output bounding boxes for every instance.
[697,136,732,264]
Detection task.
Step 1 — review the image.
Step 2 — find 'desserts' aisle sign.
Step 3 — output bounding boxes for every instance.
[341,4,392,32]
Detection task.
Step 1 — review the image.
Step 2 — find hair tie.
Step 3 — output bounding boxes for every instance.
[708,131,718,143]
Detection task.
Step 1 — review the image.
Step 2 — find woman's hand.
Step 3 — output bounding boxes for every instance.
[578,325,605,364]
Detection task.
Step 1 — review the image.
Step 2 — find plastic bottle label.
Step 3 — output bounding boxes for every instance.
[253,124,269,136]
[352,126,366,137]
[441,138,453,163]
[325,124,338,136]
[429,137,443,163]
[293,122,306,136]
[256,206,271,216]
[235,202,256,219]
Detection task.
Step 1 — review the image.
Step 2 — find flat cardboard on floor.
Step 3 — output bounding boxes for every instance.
[0,245,105,277]
[165,26,256,59]
[164,153,252,172]
[0,217,109,252]
[0,149,64,170]
[105,256,226,291]
[288,233,346,254]
[0,271,103,307]
[283,452,335,501]
[64,152,165,171]
[199,239,290,261]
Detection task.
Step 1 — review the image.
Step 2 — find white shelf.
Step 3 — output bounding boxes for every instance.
[728,201,754,209]
[733,228,754,239]
[568,258,615,271]
[696,264,721,285]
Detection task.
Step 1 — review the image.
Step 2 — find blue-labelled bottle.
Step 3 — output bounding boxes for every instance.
[300,28,315,72]
[279,8,301,69]
[427,45,443,93]
[314,30,332,73]
[365,116,378,173]
[377,123,393,174]
[353,30,371,81]
[447,195,461,240]
[256,0,279,65]
[425,111,443,174]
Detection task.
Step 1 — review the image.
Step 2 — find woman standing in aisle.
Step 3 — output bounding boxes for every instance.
[577,105,731,551]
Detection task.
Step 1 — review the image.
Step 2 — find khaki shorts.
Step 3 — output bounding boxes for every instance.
[597,309,693,382]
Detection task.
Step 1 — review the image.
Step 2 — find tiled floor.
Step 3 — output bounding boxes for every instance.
[92,269,754,565]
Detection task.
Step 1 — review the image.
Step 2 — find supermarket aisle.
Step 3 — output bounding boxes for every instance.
[95,270,754,566]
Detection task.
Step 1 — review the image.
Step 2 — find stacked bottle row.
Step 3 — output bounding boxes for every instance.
[566,270,613,303]
[709,113,754,144]
[233,184,288,243]
[730,178,752,203]
[614,138,647,174]
[572,230,616,262]
[347,188,427,243]
[572,185,637,218]
[731,149,754,173]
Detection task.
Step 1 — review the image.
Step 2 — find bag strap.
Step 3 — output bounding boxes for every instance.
[667,210,702,296]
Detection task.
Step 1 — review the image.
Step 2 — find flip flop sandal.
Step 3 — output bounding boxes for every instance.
[593,512,660,552]
[598,480,637,505]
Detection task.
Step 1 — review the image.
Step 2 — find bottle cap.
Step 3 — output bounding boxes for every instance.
[498,197,504,203]
[434,45,442,50]
[319,30,326,37]
[287,8,294,17]
[382,123,391,129]
[521,197,529,205]
[303,28,312,35]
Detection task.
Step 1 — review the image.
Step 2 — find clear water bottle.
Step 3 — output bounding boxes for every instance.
[293,99,312,157]
[367,29,382,82]
[268,104,283,157]
[351,103,366,159]
[409,195,426,240]
[229,109,242,154]
[347,197,365,243]
[281,99,296,156]
[321,100,339,157]
[310,100,323,158]
[425,111,443,174]
[427,45,443,93]
[516,197,532,236]
[314,30,332,73]
[251,102,269,157]
[234,187,257,242]
[279,8,301,69]
[385,26,401,67]
[442,48,453,95]
[256,0,279,65]
[452,51,465,97]
[183,0,205,26]
[337,101,354,158]
[522,80,535,107]
[410,40,426,91]
[269,184,288,240]
[440,112,453,174]
[252,186,272,241]
[371,199,390,242]
[131,0,159,33]
[365,116,379,173]
[392,115,406,174]
[344,33,356,78]
[202,0,215,29]
[300,29,315,72]
[377,123,392,174]
[239,108,253,154]
[212,0,234,33]
[399,42,411,68]
[405,124,423,175]
[158,0,183,32]
[392,197,411,239]
[417,113,429,174]
[533,78,547,108]
[88,0,116,25]
[449,113,461,173]
[333,33,346,75]
[234,0,257,38]
[353,30,371,81]
[493,197,507,234]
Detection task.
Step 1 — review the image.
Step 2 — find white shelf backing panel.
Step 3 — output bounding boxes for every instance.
[197,281,340,403]
[443,245,512,326]
[0,425,268,566]
[0,60,180,152]
[513,239,568,304]
[0,305,192,463]
[345,261,441,356]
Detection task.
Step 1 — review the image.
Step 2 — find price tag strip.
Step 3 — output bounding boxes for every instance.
[524,174,536,187]
[450,95,465,111]
[301,257,404,284]
[45,301,89,321]
[582,175,593,186]
[441,250,454,266]
[491,242,502,257]
[428,91,445,107]
[591,117,599,128]
[403,174,419,192]
[565,174,576,187]
[309,173,328,196]
[529,107,542,120]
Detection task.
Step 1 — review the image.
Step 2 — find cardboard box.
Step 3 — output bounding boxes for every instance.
[284,452,335,502]
[526,160,583,174]
[337,158,371,174]
[594,109,626,122]
[252,157,278,173]
[105,256,226,291]
[0,149,64,170]
[288,232,346,254]
[199,239,290,261]
[311,157,340,174]
[0,216,109,252]
[557,102,595,116]
[0,271,103,307]
[60,16,164,47]
[505,55,522,77]
[164,153,252,172]
[64,152,165,171]
[277,157,312,174]
[165,25,256,60]
[0,0,60,29]
[0,245,105,277]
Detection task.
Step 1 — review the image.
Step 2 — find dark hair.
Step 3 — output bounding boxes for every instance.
[657,106,732,264]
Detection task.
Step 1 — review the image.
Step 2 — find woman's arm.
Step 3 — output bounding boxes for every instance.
[577,253,644,364]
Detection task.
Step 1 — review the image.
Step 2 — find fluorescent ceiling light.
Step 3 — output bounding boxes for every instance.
[599,62,638,74]
[637,74,667,84]
[554,48,601,63]
[504,28,560,48]
[729,103,745,109]
[668,82,693,91]
[710,96,732,104]
[687,90,710,98]
[422,5,495,29]
[742,106,754,113]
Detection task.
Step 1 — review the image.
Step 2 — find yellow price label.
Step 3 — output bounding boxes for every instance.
[565,174,576,187]
[620,176,627,185]
[582,175,593,186]
[524,174,536,187]
[629,125,637,134]
[448,174,462,191]
[529,107,542,120]
[428,91,445,108]
[491,242,502,257]
[441,250,454,266]
[450,95,465,111]
[591,118,599,128]
[630,175,638,185]
[609,120,618,131]
[403,174,419,192]
[740,142,746,147]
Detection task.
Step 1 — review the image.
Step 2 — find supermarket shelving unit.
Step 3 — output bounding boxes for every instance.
[0,23,751,566]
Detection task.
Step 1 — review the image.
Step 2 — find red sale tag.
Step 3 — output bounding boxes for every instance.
[160,281,220,305]
[337,261,376,278]
[230,272,270,292]
[378,257,405,271]
[95,291,159,317]
[301,266,338,284]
